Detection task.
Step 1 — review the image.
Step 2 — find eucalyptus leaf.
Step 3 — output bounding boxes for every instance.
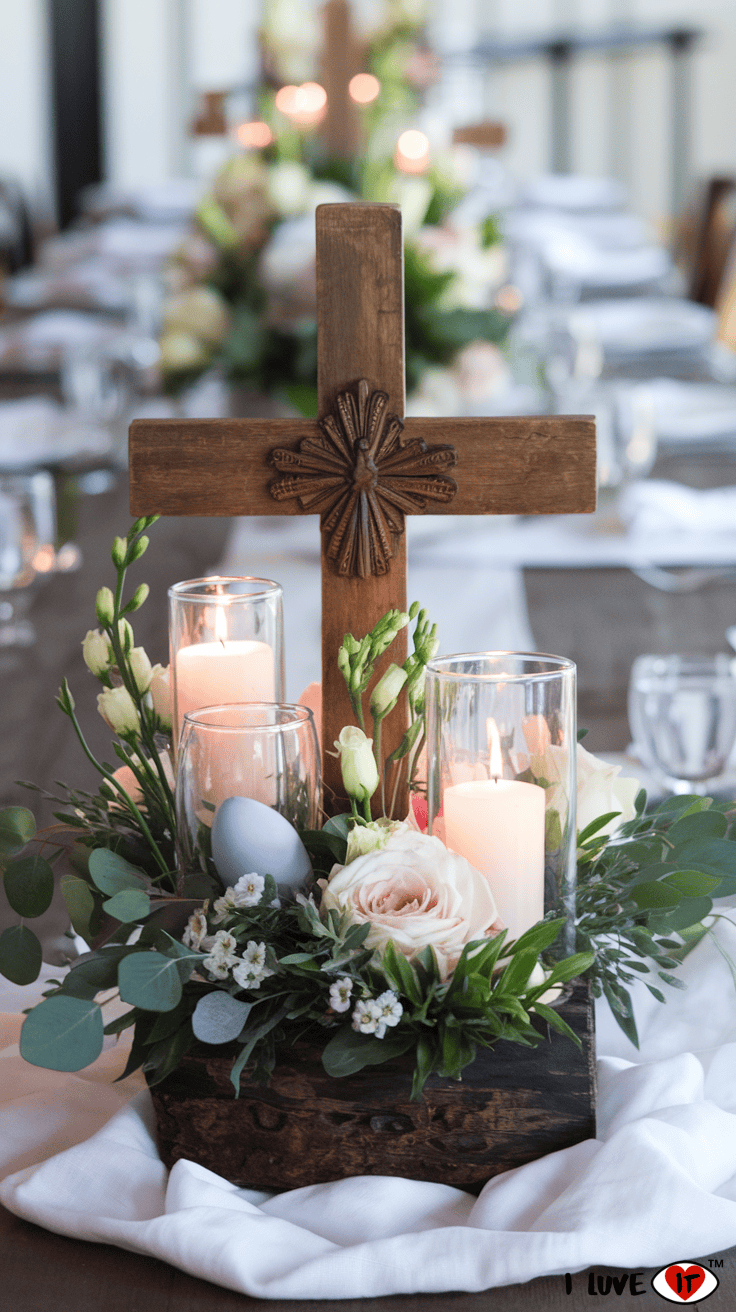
[102,888,151,923]
[3,854,54,918]
[60,875,99,944]
[19,995,104,1071]
[88,848,148,897]
[118,951,193,1012]
[192,991,252,1044]
[675,839,736,885]
[0,924,42,984]
[668,811,728,845]
[60,946,131,999]
[631,881,682,910]
[0,806,35,858]
[661,869,721,898]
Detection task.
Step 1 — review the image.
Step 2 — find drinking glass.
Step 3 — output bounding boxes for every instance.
[169,577,285,742]
[175,703,320,884]
[628,653,736,793]
[425,653,577,956]
[0,471,56,648]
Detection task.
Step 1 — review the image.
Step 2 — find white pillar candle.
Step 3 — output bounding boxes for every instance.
[442,718,546,942]
[175,639,276,735]
[443,779,545,943]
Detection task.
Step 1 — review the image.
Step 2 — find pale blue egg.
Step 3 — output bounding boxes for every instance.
[211,796,312,898]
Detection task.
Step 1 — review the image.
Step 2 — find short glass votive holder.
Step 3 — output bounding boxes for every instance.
[425,653,577,957]
[175,703,320,885]
[169,577,285,741]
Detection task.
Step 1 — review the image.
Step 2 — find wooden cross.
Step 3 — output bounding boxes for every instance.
[129,203,596,818]
[319,0,363,159]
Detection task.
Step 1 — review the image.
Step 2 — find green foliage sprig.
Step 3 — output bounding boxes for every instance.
[576,791,736,1045]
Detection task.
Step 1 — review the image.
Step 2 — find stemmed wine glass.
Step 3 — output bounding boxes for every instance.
[628,653,736,794]
[0,471,56,651]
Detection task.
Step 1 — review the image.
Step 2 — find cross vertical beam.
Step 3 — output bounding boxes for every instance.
[316,204,408,813]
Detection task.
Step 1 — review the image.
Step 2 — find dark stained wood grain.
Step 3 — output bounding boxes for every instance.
[129,415,596,518]
[452,122,507,148]
[149,980,596,1195]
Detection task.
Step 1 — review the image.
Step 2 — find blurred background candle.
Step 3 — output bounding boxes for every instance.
[426,653,578,957]
[443,720,545,942]
[169,577,284,740]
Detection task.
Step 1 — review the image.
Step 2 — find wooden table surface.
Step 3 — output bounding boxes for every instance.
[1,471,734,1307]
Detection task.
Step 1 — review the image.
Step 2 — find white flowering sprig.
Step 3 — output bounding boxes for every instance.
[338,602,438,816]
[54,519,177,885]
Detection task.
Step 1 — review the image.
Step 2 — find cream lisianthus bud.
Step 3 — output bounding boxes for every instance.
[334,726,379,803]
[111,536,127,568]
[82,629,110,677]
[369,663,407,719]
[129,647,153,694]
[97,686,140,737]
[95,587,114,626]
[149,664,172,730]
[115,618,134,654]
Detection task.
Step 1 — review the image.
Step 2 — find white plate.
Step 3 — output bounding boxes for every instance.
[519,173,629,211]
[640,379,736,441]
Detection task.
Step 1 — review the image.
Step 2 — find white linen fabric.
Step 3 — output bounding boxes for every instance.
[1,912,736,1299]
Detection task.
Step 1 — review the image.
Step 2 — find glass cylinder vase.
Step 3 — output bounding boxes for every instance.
[169,577,285,742]
[175,702,320,887]
[425,653,577,957]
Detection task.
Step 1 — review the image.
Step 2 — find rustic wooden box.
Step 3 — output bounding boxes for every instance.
[149,979,596,1194]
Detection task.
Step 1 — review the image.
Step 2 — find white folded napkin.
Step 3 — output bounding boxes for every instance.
[1,910,736,1298]
[619,479,736,536]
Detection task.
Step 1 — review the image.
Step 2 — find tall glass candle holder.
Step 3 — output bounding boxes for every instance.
[169,577,285,741]
[426,653,577,957]
[176,703,320,885]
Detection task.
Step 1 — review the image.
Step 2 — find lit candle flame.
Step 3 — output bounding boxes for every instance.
[275,82,327,127]
[233,120,272,149]
[349,73,380,105]
[395,129,429,174]
[487,718,503,780]
[214,605,228,646]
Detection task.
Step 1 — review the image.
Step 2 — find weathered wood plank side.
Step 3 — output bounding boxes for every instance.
[129,416,597,518]
[316,204,409,813]
[150,978,596,1195]
[452,121,507,148]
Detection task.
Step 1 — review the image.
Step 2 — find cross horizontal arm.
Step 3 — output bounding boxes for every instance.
[129,414,596,517]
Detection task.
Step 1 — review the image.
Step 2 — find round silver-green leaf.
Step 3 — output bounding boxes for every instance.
[20,995,104,1071]
[192,991,251,1044]
[0,925,42,985]
[3,854,55,918]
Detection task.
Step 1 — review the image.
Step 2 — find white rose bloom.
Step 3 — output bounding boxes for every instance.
[576,743,640,838]
[321,824,501,980]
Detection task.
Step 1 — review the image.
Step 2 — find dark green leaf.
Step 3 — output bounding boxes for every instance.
[229,1001,294,1094]
[648,897,713,935]
[104,1008,141,1036]
[542,952,596,987]
[322,1027,413,1078]
[496,949,538,995]
[675,839,736,888]
[142,1022,194,1087]
[668,810,728,845]
[532,1001,581,1045]
[662,869,721,898]
[0,924,42,984]
[631,881,682,910]
[602,981,639,1047]
[3,855,54,918]
[658,971,687,990]
[60,875,100,945]
[577,812,622,844]
[102,888,151,923]
[88,848,148,897]
[322,814,352,841]
[192,991,252,1044]
[381,941,422,1004]
[509,919,564,958]
[0,806,35,857]
[20,995,104,1071]
[60,946,130,999]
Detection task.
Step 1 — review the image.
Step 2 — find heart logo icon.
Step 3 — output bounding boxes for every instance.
[664,1266,706,1300]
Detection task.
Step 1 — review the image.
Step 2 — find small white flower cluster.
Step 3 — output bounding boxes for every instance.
[232,940,274,990]
[182,912,273,990]
[212,872,266,922]
[328,976,353,1012]
[351,990,403,1039]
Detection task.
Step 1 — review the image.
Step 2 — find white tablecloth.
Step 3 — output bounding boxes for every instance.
[1,909,735,1300]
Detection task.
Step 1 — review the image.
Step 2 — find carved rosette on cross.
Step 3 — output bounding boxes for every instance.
[268,380,458,578]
